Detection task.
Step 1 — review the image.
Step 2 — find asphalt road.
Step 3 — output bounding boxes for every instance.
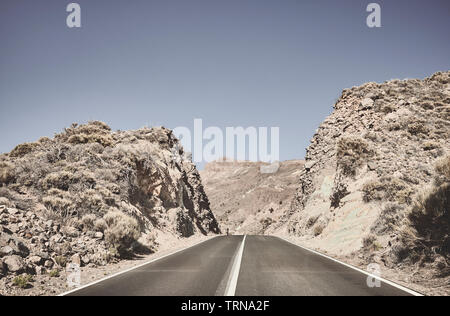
[66,235,415,296]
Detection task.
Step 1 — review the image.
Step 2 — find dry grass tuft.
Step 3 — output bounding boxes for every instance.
[336,137,372,176]
[0,161,15,185]
[362,177,414,204]
[103,210,140,257]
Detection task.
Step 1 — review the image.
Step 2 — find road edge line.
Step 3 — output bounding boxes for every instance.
[58,236,218,296]
[278,236,424,297]
[224,235,246,296]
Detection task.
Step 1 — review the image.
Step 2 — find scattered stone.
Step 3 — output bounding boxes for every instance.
[29,256,43,266]
[44,260,54,269]
[4,255,25,273]
[71,254,81,266]
[94,232,104,240]
[1,245,14,257]
[7,208,20,215]
[82,255,91,265]
[367,162,377,171]
[35,266,44,275]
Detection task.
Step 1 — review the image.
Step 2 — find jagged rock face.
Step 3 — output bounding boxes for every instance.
[283,71,450,256]
[201,160,304,234]
[0,122,219,281]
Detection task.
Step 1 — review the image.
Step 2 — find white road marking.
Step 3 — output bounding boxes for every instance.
[278,236,424,296]
[58,236,217,296]
[224,235,246,296]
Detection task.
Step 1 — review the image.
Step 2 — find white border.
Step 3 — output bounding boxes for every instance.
[278,236,424,296]
[58,236,217,296]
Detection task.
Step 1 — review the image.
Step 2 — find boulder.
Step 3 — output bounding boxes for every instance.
[4,255,25,273]
[29,255,43,266]
[367,162,377,171]
[305,161,316,171]
[360,98,374,109]
[1,245,14,257]
[8,237,30,258]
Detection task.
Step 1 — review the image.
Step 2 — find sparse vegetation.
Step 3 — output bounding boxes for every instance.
[260,217,274,230]
[0,120,220,295]
[9,142,39,158]
[407,120,429,136]
[103,210,141,257]
[336,137,372,176]
[81,214,97,231]
[362,177,413,204]
[13,274,33,288]
[94,218,108,232]
[407,156,450,262]
[0,161,15,186]
[363,234,382,251]
[54,256,68,267]
[313,224,325,236]
[371,203,405,235]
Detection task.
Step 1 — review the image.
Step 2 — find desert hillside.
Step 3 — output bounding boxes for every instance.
[278,71,449,294]
[200,160,304,234]
[0,121,219,295]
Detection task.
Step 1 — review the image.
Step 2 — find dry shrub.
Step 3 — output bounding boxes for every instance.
[371,203,405,235]
[313,224,325,236]
[94,218,107,232]
[81,214,97,230]
[0,161,15,185]
[43,196,74,217]
[9,142,39,158]
[362,234,382,251]
[337,137,372,176]
[42,171,75,191]
[407,121,429,136]
[59,121,114,147]
[67,133,114,147]
[75,189,105,215]
[400,156,450,266]
[260,217,274,230]
[103,211,140,256]
[409,184,450,256]
[422,141,440,151]
[434,155,450,185]
[362,177,413,204]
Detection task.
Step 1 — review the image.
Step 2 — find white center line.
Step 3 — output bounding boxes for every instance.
[224,235,246,296]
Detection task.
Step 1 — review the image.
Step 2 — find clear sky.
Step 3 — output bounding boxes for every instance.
[1,0,449,168]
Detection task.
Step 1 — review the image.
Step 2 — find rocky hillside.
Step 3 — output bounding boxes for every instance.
[279,71,449,293]
[200,160,304,234]
[0,121,219,294]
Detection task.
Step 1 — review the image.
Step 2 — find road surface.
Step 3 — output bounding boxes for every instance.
[65,235,416,296]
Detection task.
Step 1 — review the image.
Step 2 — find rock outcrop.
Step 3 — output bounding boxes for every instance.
[280,71,449,284]
[0,121,219,294]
